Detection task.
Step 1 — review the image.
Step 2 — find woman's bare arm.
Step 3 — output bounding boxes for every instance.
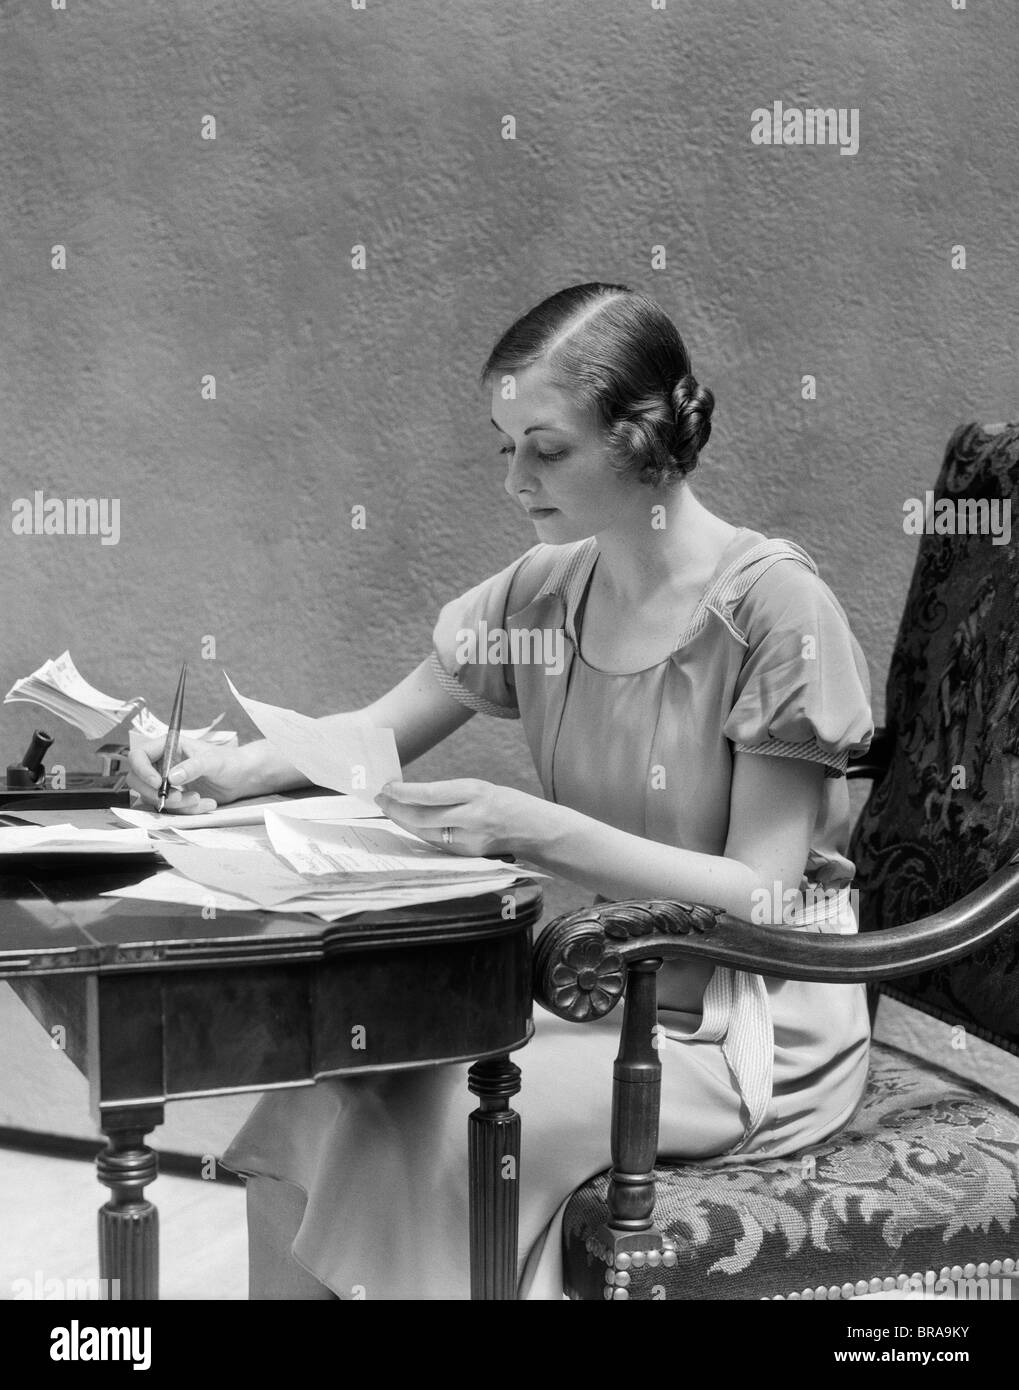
[503,752,826,920]
[128,657,477,807]
[321,657,476,766]
[245,657,476,795]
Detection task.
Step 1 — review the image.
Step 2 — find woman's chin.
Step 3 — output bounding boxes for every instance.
[528,509,571,535]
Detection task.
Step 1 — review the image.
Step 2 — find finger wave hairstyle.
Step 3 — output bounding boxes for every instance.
[480,283,715,486]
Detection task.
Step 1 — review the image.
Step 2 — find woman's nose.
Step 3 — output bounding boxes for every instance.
[503,450,533,498]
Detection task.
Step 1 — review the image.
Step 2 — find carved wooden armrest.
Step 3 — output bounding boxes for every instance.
[846,725,893,782]
[531,858,1019,1267]
[534,858,1019,1020]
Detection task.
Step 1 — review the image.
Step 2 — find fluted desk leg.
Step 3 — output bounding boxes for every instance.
[468,1055,522,1300]
[96,1107,161,1301]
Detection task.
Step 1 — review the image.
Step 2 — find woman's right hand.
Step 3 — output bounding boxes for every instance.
[126,736,256,814]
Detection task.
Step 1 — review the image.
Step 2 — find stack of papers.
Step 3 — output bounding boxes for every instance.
[102,809,534,920]
[3,651,237,746]
[101,861,526,921]
[2,668,539,919]
[4,652,145,740]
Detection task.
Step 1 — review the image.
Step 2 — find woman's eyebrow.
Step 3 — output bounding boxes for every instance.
[490,418,568,435]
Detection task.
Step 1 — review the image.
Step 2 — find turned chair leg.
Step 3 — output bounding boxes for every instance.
[588,959,680,1293]
[96,1107,161,1301]
[467,1055,522,1300]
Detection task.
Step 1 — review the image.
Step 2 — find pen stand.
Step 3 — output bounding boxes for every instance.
[2,729,131,811]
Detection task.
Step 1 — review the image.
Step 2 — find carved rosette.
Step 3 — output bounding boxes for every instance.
[533,899,722,1022]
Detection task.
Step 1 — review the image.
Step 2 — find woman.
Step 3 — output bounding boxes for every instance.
[128,283,874,1300]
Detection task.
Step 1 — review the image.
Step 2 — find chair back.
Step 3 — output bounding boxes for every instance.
[849,422,1019,1053]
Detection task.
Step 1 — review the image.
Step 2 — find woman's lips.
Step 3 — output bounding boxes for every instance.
[526,507,558,516]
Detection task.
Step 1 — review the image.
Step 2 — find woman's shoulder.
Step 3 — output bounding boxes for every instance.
[724,537,855,640]
[505,538,593,616]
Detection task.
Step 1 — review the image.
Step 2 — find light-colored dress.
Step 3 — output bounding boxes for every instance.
[222,527,875,1300]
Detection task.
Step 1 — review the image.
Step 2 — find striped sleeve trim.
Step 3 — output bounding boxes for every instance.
[428,652,520,720]
[732,738,850,778]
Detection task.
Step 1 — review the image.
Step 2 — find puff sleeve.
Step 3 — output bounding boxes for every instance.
[429,544,548,720]
[722,560,874,777]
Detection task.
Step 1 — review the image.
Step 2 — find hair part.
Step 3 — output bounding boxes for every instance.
[481,283,714,485]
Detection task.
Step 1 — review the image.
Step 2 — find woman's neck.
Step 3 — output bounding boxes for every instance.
[592,485,742,606]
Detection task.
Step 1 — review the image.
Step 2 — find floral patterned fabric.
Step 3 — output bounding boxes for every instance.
[562,1041,1019,1300]
[848,422,1019,1050]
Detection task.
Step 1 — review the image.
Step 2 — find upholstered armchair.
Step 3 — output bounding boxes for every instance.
[535,421,1019,1301]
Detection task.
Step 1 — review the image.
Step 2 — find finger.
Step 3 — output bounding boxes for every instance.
[153,790,216,815]
[156,788,202,812]
[165,757,207,788]
[379,802,456,835]
[126,772,161,802]
[127,745,166,790]
[383,806,481,856]
[377,779,479,806]
[173,795,218,816]
[128,778,204,811]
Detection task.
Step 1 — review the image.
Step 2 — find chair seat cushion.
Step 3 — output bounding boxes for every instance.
[562,1040,1019,1300]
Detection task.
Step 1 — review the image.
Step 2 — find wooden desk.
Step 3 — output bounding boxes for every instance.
[0,857,540,1300]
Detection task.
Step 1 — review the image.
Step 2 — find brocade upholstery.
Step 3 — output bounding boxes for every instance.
[849,422,1019,1050]
[562,1041,1019,1300]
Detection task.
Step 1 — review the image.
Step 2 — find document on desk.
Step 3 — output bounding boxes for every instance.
[225,675,401,800]
[153,826,530,910]
[155,844,321,909]
[113,792,383,831]
[153,824,273,852]
[0,824,153,855]
[101,801,540,913]
[100,865,526,920]
[263,809,512,879]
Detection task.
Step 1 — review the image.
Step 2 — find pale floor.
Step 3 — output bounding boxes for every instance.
[1,1144,1010,1303]
[2,993,1016,1304]
[0,1146,248,1301]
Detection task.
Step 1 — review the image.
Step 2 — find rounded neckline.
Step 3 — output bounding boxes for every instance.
[572,527,755,676]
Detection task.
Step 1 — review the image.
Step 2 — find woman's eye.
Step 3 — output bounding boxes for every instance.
[497,444,565,463]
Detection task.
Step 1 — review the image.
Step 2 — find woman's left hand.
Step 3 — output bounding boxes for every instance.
[374,778,540,859]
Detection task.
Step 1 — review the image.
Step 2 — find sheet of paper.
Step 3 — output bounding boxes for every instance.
[160,833,518,905]
[263,810,513,878]
[102,867,529,919]
[153,825,274,852]
[100,869,357,920]
[129,711,237,749]
[114,802,284,830]
[40,651,140,713]
[155,844,316,909]
[264,794,382,822]
[113,791,382,832]
[0,824,152,854]
[224,674,401,800]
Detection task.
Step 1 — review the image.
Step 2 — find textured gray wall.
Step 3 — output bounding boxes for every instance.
[2,1,1018,1138]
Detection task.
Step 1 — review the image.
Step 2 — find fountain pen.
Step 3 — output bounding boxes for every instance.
[155,661,188,813]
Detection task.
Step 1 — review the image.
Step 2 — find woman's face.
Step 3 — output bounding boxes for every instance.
[490,363,643,542]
